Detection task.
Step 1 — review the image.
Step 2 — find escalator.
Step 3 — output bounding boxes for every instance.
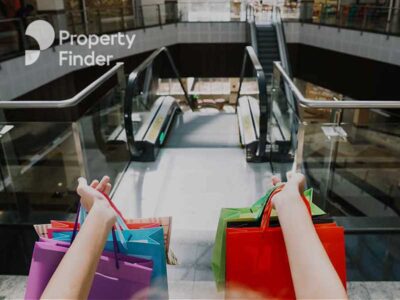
[237,8,297,162]
[123,46,269,163]
[255,25,280,75]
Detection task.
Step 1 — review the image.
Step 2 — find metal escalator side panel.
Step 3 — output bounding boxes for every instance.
[247,96,260,139]
[143,96,178,144]
[271,101,290,142]
[131,96,179,161]
[135,97,165,141]
[238,96,258,146]
[237,105,245,146]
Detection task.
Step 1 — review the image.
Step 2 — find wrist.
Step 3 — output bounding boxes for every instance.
[90,202,116,229]
[273,189,303,214]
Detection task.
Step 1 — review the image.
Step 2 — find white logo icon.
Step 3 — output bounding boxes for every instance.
[25,20,55,66]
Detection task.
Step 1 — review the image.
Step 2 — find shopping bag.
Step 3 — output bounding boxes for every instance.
[225,188,346,299]
[25,238,153,300]
[212,186,322,289]
[35,216,177,265]
[50,190,169,298]
[52,226,168,295]
[211,186,278,288]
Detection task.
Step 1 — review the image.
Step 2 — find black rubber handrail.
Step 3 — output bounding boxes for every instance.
[124,46,192,157]
[237,46,269,159]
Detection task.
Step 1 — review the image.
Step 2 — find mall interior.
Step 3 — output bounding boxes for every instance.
[0,0,400,298]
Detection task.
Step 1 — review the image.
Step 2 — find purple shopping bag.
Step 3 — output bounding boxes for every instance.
[25,238,153,300]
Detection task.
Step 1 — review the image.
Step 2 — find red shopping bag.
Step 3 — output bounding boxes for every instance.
[225,187,346,299]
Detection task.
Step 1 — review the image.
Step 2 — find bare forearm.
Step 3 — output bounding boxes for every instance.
[275,190,348,300]
[41,205,114,299]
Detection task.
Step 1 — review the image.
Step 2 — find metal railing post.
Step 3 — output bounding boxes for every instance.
[387,0,394,33]
[141,6,145,28]
[97,10,102,34]
[16,19,27,53]
[158,4,163,27]
[120,7,126,31]
[362,7,368,33]
[70,12,77,34]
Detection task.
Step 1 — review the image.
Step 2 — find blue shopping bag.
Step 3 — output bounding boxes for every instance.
[53,226,168,297]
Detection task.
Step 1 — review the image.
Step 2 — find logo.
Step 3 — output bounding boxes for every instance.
[25,20,55,66]
[24,20,135,67]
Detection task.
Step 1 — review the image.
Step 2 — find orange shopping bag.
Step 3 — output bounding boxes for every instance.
[225,188,346,299]
[46,220,159,238]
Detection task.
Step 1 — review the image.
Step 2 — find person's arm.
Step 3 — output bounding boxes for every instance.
[272,173,348,300]
[41,177,116,299]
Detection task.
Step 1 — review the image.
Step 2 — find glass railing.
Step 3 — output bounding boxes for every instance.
[178,0,242,22]
[0,63,130,273]
[124,47,191,158]
[246,2,400,35]
[287,2,400,36]
[0,63,128,225]
[47,3,180,35]
[0,0,248,63]
[272,60,400,280]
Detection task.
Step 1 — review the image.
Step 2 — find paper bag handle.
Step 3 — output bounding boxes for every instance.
[70,193,124,269]
[261,184,311,231]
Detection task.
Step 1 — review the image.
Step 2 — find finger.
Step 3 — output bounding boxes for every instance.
[286,172,306,192]
[77,182,104,205]
[77,177,88,189]
[289,172,304,184]
[104,183,112,195]
[272,176,281,186]
[286,171,293,181]
[90,180,99,188]
[97,176,110,193]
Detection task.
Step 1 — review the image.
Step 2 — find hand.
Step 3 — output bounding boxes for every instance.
[271,172,306,209]
[77,176,112,211]
[76,176,116,226]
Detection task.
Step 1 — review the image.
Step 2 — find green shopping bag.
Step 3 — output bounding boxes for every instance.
[211,186,325,289]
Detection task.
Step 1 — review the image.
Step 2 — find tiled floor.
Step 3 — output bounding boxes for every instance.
[2,275,400,300]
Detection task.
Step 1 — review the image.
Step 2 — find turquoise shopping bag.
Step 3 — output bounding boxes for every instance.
[53,226,168,297]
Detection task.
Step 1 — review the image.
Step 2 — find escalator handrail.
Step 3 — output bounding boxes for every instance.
[273,6,299,151]
[274,61,400,109]
[124,47,192,110]
[273,7,292,78]
[249,21,258,56]
[0,63,124,108]
[237,45,268,157]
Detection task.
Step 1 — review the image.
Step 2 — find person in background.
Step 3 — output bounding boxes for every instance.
[41,173,348,299]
